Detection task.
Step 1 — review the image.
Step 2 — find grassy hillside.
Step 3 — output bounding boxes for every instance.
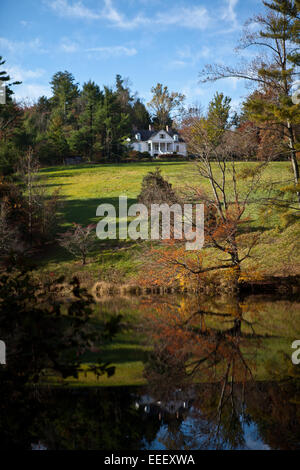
[36,161,300,281]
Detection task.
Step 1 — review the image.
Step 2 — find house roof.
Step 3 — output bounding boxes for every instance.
[132,128,185,143]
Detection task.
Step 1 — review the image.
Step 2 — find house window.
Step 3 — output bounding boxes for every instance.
[148,143,151,152]
[167,143,172,152]
[176,145,179,152]
[173,134,178,142]
[160,134,165,139]
[136,133,141,141]
[154,143,159,151]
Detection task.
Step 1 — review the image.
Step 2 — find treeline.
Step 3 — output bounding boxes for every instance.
[0,71,155,170]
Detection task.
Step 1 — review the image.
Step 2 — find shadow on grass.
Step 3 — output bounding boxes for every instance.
[39,161,189,174]
[39,165,101,173]
[82,347,149,365]
[238,225,270,235]
[30,195,140,267]
[60,196,137,225]
[39,183,73,189]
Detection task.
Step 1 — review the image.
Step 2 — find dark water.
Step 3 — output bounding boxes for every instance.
[1,294,300,450]
[2,382,300,450]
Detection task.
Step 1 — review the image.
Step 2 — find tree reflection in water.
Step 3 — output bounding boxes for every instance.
[1,293,300,450]
[142,295,300,450]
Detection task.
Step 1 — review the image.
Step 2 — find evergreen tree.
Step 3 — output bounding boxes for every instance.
[69,81,103,161]
[206,92,232,145]
[0,57,22,172]
[131,98,151,129]
[47,112,69,163]
[96,87,130,161]
[115,74,134,114]
[50,71,79,122]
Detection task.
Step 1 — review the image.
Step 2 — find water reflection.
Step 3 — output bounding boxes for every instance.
[1,380,300,450]
[141,295,300,450]
[0,294,300,450]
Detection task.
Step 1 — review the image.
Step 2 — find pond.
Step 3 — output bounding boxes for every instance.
[0,293,300,450]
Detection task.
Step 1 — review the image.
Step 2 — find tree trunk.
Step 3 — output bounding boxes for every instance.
[287,121,300,207]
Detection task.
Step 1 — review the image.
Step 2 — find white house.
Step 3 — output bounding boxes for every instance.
[127,125,187,158]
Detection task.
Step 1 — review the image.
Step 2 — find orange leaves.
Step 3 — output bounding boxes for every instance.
[142,296,257,385]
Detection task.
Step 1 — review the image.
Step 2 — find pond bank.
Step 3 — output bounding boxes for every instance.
[89,274,300,300]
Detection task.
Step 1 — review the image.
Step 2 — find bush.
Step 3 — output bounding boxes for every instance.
[140,151,152,160]
[137,167,179,208]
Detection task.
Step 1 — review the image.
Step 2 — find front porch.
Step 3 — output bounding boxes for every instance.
[148,141,179,157]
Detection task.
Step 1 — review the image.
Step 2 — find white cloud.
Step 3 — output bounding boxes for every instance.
[168,45,212,69]
[0,37,47,54]
[60,39,79,52]
[181,79,206,103]
[86,45,137,57]
[221,0,239,29]
[4,66,48,103]
[6,65,46,82]
[5,66,48,103]
[47,0,211,30]
[168,59,188,69]
[20,20,32,27]
[178,45,211,60]
[14,84,51,103]
[156,6,210,30]
[101,0,145,28]
[57,36,137,56]
[47,0,147,27]
[47,0,102,19]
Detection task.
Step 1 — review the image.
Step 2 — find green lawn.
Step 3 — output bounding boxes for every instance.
[39,161,294,228]
[37,161,299,280]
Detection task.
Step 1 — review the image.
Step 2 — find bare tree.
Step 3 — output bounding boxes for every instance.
[19,149,61,244]
[180,119,266,283]
[57,224,96,265]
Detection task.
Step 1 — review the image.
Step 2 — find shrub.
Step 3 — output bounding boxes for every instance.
[137,167,179,208]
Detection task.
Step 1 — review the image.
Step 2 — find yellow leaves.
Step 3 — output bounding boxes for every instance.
[238,165,263,180]
[223,266,239,281]
[176,272,187,289]
[279,182,300,194]
[238,269,265,283]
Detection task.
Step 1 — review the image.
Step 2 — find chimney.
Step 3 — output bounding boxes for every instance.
[149,124,153,131]
[166,125,169,132]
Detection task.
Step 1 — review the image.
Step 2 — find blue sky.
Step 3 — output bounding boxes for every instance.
[0,0,264,111]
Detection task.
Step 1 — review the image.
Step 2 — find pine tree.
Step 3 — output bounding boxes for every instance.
[69,81,103,161]
[50,71,79,122]
[206,92,232,146]
[95,87,130,162]
[131,98,151,129]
